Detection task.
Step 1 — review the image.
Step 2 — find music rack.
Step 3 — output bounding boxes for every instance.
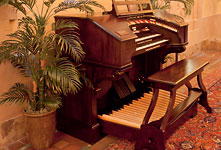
[113,0,153,16]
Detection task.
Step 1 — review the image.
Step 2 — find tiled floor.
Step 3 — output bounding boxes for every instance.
[3,131,91,150]
[3,49,221,150]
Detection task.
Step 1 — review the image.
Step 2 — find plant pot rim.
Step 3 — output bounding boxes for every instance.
[23,109,56,117]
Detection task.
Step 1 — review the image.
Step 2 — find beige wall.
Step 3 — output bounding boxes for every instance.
[170,0,221,42]
[0,0,221,146]
[164,0,221,64]
[0,6,31,147]
[0,6,25,123]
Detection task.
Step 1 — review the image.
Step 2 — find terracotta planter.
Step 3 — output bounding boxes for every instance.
[24,109,56,150]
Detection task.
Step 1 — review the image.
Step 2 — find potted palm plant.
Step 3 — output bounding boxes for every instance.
[0,0,104,149]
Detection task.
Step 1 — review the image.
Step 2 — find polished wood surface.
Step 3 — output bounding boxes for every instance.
[148,58,209,89]
[55,2,191,148]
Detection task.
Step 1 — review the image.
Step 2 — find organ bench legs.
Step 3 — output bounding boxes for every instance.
[135,125,165,150]
[197,73,212,113]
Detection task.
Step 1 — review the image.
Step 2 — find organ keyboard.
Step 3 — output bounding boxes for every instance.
[55,0,211,149]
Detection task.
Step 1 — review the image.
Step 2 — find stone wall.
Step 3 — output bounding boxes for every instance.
[0,61,31,148]
[163,0,221,67]
[0,6,31,148]
[0,115,25,148]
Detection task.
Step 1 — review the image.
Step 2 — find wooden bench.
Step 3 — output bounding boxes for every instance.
[135,58,212,150]
[149,58,212,128]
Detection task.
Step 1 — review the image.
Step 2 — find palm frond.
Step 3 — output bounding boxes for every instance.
[44,57,82,94]
[0,83,33,105]
[78,69,93,88]
[7,0,27,15]
[55,20,85,62]
[0,33,43,77]
[0,40,29,74]
[27,55,42,79]
[57,34,85,62]
[40,34,55,59]
[54,0,105,14]
[151,0,194,15]
[53,20,78,31]
[6,32,39,56]
[171,0,194,15]
[44,94,62,109]
[20,0,36,10]
[10,55,29,74]
[0,0,9,5]
[44,0,56,7]
[0,43,16,62]
[18,16,36,28]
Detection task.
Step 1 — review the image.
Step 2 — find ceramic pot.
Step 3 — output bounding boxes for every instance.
[24,109,56,150]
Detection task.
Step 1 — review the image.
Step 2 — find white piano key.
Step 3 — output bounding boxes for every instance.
[136,39,169,51]
[135,34,161,42]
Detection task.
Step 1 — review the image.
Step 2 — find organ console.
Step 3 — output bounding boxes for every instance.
[55,0,211,149]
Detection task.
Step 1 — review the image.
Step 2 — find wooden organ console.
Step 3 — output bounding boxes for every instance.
[55,0,212,149]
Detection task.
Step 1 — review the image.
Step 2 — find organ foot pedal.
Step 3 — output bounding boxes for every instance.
[99,58,211,150]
